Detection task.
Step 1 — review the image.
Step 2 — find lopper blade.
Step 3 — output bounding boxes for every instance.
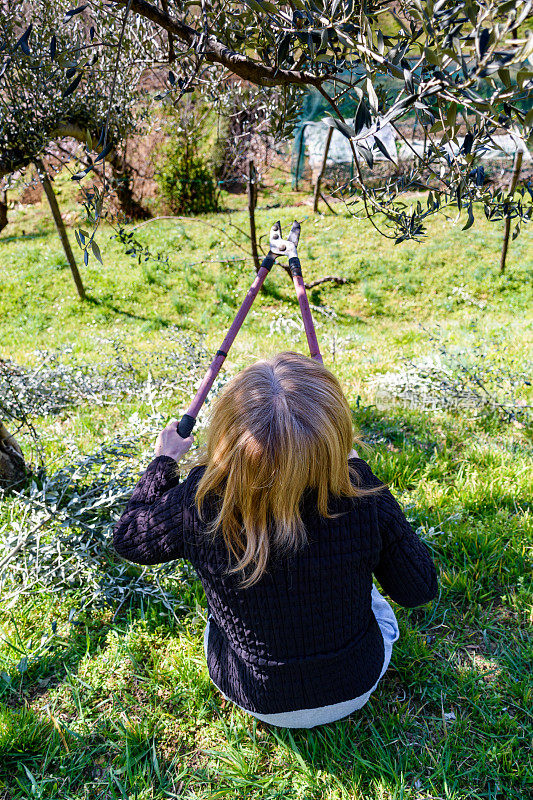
[287,220,301,247]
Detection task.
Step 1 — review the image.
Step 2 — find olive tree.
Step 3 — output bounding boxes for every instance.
[4,1,532,246]
[96,0,532,243]
[0,0,149,297]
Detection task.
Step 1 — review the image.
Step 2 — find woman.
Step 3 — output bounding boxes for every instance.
[113,352,438,728]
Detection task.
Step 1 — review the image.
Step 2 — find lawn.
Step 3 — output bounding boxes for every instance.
[0,176,532,800]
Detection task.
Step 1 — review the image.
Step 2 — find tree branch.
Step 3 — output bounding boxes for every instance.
[305,276,351,289]
[108,0,323,88]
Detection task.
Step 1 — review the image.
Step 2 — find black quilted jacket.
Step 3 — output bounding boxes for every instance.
[113,455,438,714]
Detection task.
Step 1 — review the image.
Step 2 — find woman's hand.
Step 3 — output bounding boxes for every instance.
[155,419,194,461]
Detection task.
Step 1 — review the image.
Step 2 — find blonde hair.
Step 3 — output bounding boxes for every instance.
[194,352,366,588]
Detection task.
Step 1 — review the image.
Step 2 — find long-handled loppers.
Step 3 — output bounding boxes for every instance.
[268,220,323,364]
[177,221,322,438]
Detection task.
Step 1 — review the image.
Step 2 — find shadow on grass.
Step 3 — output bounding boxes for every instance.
[260,281,286,302]
[0,232,48,244]
[0,685,172,797]
[2,566,530,798]
[2,402,530,798]
[0,611,118,712]
[85,294,174,328]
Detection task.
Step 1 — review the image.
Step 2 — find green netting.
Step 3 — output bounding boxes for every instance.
[291,85,344,187]
[291,62,531,187]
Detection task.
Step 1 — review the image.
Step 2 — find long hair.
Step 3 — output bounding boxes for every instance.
[194,352,367,588]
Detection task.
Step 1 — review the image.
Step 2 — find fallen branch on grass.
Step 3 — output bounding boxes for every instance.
[319,193,338,216]
[305,276,352,289]
[0,516,52,573]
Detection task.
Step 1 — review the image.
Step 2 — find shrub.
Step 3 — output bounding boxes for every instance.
[155,137,218,215]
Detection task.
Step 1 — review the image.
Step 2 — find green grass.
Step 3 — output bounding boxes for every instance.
[0,173,532,799]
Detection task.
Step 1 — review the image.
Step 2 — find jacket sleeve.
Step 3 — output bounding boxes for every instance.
[113,455,191,566]
[351,458,438,607]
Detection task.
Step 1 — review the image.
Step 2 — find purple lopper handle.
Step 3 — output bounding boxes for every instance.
[288,257,323,363]
[177,257,274,438]
[177,218,322,438]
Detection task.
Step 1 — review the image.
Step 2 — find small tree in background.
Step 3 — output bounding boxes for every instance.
[156,134,219,214]
[153,96,220,214]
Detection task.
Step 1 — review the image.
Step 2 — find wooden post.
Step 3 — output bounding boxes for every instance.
[313,125,333,213]
[34,159,86,300]
[247,160,260,272]
[500,150,523,274]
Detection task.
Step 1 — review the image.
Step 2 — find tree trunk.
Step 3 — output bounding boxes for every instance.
[0,422,26,488]
[109,150,151,220]
[248,160,260,272]
[500,150,523,274]
[313,126,333,213]
[0,187,7,234]
[34,159,86,300]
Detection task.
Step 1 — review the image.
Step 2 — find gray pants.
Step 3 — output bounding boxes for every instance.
[203,585,399,728]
